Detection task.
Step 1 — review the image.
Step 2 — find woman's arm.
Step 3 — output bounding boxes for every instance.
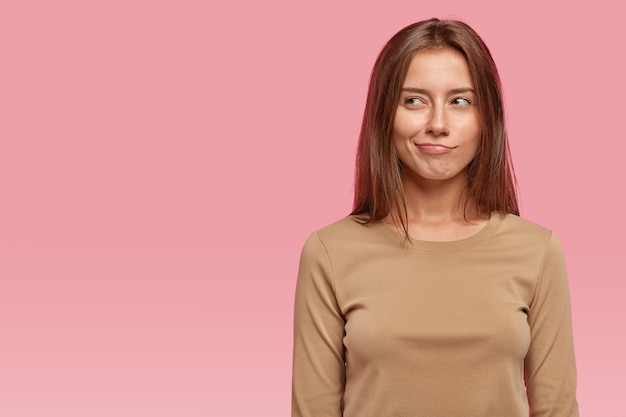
[292,233,346,417]
[525,233,579,417]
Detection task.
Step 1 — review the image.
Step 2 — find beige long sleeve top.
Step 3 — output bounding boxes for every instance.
[292,213,578,417]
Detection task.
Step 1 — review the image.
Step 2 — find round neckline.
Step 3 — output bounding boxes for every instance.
[373,211,502,252]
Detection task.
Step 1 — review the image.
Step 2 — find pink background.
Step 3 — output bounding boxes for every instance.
[1,1,623,416]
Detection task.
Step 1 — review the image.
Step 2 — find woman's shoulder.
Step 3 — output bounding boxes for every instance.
[303,215,392,252]
[497,212,558,246]
[299,215,398,269]
[499,212,550,231]
[311,215,379,240]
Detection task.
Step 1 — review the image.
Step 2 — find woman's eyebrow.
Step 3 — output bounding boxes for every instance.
[401,87,475,94]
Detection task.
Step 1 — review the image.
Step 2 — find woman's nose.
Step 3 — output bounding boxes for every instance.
[425,106,450,136]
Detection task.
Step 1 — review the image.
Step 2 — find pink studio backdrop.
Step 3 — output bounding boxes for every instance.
[0,1,623,416]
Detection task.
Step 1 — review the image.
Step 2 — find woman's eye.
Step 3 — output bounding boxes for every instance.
[451,97,471,106]
[405,97,425,106]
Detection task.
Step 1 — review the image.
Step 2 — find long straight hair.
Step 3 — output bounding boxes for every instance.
[351,19,519,234]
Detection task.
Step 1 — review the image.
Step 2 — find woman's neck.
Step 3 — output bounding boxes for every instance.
[401,172,473,221]
[391,172,488,241]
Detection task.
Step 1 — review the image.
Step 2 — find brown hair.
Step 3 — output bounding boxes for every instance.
[351,18,519,233]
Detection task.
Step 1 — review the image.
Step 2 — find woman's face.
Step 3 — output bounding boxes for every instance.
[392,48,480,184]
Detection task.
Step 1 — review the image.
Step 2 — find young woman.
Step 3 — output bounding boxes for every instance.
[292,18,578,417]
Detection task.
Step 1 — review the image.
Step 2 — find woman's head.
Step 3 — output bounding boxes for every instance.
[352,18,518,228]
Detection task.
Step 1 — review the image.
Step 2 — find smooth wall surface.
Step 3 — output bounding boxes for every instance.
[1,1,623,416]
